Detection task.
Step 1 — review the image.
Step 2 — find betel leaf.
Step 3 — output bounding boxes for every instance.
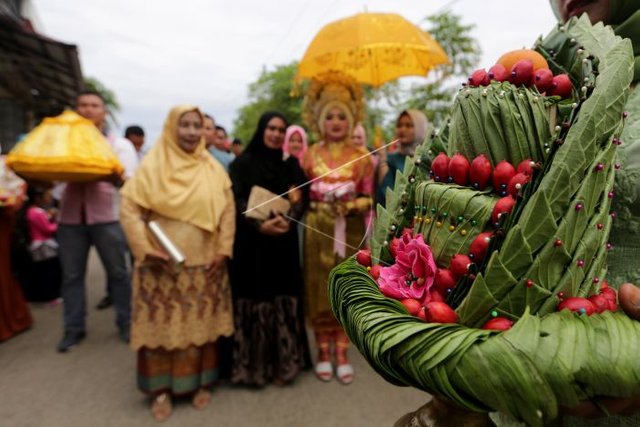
[329,16,637,425]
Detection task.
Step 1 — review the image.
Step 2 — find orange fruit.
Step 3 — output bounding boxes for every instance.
[496,49,549,71]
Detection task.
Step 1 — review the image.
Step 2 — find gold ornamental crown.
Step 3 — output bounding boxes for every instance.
[302,71,364,139]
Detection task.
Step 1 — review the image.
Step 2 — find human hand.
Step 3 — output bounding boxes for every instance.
[205,254,228,282]
[259,215,290,236]
[561,283,640,419]
[143,250,171,274]
[101,171,125,186]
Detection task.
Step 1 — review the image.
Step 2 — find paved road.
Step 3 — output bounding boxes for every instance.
[0,250,428,426]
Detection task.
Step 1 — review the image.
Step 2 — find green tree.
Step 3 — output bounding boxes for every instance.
[232,62,306,144]
[83,76,120,124]
[403,11,482,126]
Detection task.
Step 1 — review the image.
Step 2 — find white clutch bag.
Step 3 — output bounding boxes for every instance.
[245,185,291,221]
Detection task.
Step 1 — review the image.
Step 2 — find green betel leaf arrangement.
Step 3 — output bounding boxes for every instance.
[329,16,637,426]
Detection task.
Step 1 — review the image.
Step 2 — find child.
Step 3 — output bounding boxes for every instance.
[18,186,61,303]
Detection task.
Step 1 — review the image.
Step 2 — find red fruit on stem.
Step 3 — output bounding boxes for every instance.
[517,159,535,176]
[434,269,457,293]
[450,254,473,279]
[424,302,458,324]
[600,287,617,303]
[469,232,493,263]
[509,59,534,86]
[482,317,513,331]
[492,161,517,194]
[389,237,401,258]
[533,68,554,93]
[488,64,509,82]
[448,153,470,186]
[431,152,450,182]
[356,249,372,267]
[468,69,490,87]
[557,297,596,315]
[491,196,516,224]
[400,298,422,316]
[507,172,531,197]
[548,74,573,99]
[369,264,382,280]
[588,294,609,314]
[430,290,446,303]
[470,154,493,190]
[417,307,427,321]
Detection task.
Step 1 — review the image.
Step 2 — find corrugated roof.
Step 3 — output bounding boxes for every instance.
[0,14,83,113]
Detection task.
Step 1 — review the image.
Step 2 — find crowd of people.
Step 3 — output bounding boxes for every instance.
[1,0,639,424]
[0,73,430,421]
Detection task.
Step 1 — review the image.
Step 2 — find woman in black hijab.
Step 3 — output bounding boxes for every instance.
[227,111,310,386]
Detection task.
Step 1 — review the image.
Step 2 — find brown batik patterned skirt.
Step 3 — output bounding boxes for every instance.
[131,265,234,394]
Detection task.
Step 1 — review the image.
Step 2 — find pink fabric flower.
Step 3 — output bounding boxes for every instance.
[378,234,437,304]
[389,228,414,258]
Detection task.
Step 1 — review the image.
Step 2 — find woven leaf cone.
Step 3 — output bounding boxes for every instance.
[6,110,124,182]
[329,17,638,426]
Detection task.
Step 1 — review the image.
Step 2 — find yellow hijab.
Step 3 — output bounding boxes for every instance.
[121,105,230,232]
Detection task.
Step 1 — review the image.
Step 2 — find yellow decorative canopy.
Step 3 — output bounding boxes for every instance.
[6,110,123,182]
[297,12,449,87]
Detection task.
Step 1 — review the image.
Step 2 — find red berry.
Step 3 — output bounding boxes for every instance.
[356,249,372,267]
[482,317,513,331]
[492,161,517,194]
[431,152,450,182]
[600,287,617,303]
[548,74,572,99]
[507,172,531,197]
[448,153,470,186]
[424,302,458,323]
[491,196,516,224]
[450,254,473,279]
[429,290,446,303]
[533,68,554,93]
[369,264,382,280]
[389,237,403,258]
[510,59,534,86]
[469,232,493,263]
[588,294,609,314]
[417,306,427,321]
[400,298,422,316]
[557,297,595,315]
[516,159,535,176]
[468,69,490,87]
[488,64,509,82]
[470,154,493,190]
[434,269,457,293]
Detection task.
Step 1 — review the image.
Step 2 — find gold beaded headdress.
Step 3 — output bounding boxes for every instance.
[302,71,364,139]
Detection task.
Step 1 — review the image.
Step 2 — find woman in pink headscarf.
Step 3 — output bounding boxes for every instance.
[283,125,308,167]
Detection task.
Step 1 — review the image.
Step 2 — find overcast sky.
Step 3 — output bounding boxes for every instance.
[33,0,557,143]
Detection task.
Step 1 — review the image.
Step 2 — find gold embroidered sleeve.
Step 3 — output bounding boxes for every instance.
[119,196,154,262]
[214,187,236,258]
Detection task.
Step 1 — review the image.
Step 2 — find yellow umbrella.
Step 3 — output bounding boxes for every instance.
[297,12,449,87]
[7,110,123,182]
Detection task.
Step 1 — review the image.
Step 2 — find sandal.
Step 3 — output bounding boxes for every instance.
[315,361,333,382]
[192,389,211,410]
[336,363,354,385]
[151,393,172,422]
[334,333,354,385]
[315,337,333,382]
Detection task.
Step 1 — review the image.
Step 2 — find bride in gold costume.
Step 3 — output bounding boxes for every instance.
[302,72,374,385]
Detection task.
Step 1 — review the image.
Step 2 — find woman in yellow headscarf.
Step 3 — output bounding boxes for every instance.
[119,105,235,422]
